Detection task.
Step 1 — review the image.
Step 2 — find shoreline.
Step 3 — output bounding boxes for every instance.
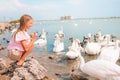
[35,17,120,22]
[0,22,17,34]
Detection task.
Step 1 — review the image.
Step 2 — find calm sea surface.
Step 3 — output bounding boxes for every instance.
[1,18,120,54]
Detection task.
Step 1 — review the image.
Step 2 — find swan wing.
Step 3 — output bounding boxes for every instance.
[81,60,120,79]
[98,46,120,63]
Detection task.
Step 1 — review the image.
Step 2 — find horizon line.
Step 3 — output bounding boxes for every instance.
[35,16,120,21]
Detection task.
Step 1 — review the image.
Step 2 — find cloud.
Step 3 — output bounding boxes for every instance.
[0,0,63,13]
[0,0,84,13]
[12,0,26,8]
[0,1,15,12]
[0,0,120,21]
[0,0,35,13]
[66,0,83,5]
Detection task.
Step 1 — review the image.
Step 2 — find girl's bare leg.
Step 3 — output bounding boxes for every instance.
[17,44,34,66]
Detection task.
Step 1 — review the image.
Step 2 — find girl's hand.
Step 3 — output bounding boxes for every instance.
[31,32,37,41]
[34,32,37,37]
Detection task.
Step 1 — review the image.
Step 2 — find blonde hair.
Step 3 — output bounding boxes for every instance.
[18,14,33,31]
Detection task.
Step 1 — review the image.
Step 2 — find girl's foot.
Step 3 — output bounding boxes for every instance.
[17,60,25,66]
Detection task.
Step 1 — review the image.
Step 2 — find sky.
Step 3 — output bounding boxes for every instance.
[0,0,120,21]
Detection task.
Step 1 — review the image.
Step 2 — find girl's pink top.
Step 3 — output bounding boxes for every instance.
[8,31,31,51]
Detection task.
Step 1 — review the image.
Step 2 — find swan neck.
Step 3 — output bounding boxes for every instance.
[80,56,85,69]
[107,36,110,44]
[114,40,119,48]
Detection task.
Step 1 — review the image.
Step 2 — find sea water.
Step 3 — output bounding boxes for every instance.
[1,18,120,54]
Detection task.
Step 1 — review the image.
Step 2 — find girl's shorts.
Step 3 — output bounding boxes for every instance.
[8,49,22,61]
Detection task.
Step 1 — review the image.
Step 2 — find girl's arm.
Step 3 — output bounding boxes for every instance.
[21,32,37,51]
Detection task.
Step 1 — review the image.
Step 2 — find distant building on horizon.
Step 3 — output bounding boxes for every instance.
[60,16,72,20]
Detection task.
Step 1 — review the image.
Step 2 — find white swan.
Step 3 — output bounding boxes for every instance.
[79,55,120,80]
[85,32,111,55]
[88,33,91,38]
[65,39,82,59]
[97,40,120,63]
[96,29,105,43]
[99,34,114,47]
[34,29,48,47]
[53,34,64,53]
[85,41,101,55]
[84,32,101,55]
[58,26,64,39]
[96,30,111,44]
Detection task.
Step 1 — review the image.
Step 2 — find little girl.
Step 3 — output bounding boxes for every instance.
[8,14,37,66]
